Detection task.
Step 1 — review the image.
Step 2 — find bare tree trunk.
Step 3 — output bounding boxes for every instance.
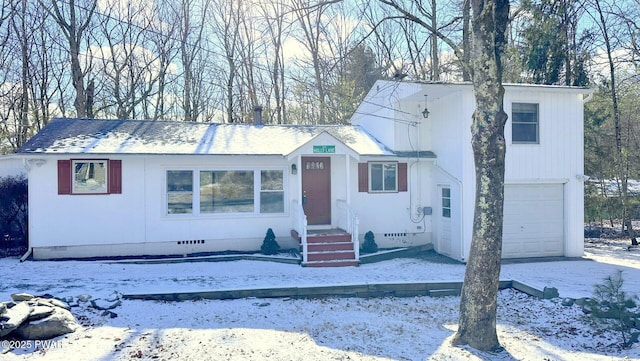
[462,0,472,81]
[430,0,439,81]
[12,0,30,147]
[452,0,510,352]
[43,0,97,118]
[293,0,331,124]
[593,0,633,238]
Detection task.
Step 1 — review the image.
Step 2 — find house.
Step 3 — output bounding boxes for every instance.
[11,80,593,265]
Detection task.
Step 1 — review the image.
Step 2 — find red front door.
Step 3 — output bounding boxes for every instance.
[302,157,331,225]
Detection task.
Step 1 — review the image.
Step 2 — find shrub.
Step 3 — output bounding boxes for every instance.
[0,174,28,254]
[589,270,640,348]
[260,228,280,255]
[361,231,378,254]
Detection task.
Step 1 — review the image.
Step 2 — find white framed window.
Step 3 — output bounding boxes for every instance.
[166,168,285,216]
[260,170,284,213]
[442,188,451,218]
[200,170,254,213]
[72,160,108,194]
[167,170,193,214]
[512,103,539,144]
[369,162,397,192]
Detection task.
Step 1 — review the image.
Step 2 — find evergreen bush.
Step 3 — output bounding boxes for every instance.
[589,270,640,348]
[260,228,280,255]
[361,231,378,254]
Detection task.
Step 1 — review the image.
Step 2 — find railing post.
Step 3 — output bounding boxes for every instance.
[292,199,308,264]
[301,215,308,263]
[353,214,360,261]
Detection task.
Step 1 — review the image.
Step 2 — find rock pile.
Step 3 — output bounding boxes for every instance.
[0,293,79,340]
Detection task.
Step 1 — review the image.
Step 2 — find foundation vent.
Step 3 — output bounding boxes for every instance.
[384,233,407,238]
[177,240,206,245]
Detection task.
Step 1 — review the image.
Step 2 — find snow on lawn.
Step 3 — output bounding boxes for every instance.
[1,243,639,361]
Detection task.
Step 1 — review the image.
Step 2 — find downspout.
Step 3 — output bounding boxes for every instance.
[20,158,32,262]
[434,160,466,261]
[19,248,32,262]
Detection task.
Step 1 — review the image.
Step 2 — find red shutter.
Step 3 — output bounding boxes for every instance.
[108,160,122,194]
[358,163,368,192]
[57,160,72,195]
[398,163,408,192]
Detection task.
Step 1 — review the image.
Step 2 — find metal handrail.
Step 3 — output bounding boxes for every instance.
[337,199,360,261]
[292,200,308,263]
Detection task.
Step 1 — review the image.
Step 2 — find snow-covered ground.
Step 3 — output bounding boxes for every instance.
[1,240,639,361]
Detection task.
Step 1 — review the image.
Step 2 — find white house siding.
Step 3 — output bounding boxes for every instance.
[29,154,300,259]
[450,88,587,261]
[0,157,25,178]
[428,89,475,261]
[349,98,396,149]
[392,84,588,262]
[350,157,433,249]
[141,155,297,253]
[502,89,586,259]
[28,156,146,259]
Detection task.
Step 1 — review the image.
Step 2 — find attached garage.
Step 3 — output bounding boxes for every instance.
[502,184,564,258]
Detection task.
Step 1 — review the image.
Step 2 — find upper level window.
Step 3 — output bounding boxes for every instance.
[370,162,397,192]
[512,103,539,144]
[73,160,108,194]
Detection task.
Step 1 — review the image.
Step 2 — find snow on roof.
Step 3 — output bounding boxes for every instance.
[16,118,398,157]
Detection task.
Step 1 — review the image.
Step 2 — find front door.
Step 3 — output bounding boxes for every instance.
[302,156,331,225]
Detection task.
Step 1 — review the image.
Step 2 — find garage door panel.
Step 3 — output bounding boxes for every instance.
[502,184,564,258]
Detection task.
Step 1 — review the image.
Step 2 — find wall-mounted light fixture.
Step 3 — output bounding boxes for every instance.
[422,94,430,118]
[291,163,297,175]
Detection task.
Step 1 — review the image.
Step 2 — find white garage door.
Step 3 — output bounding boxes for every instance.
[502,184,564,258]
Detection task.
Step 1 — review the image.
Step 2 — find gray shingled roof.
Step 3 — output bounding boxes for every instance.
[17,118,403,156]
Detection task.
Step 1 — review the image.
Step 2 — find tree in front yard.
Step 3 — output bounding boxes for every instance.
[450,0,511,352]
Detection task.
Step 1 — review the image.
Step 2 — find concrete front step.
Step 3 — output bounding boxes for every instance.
[307,251,356,262]
[307,234,352,244]
[308,242,354,252]
[302,260,359,267]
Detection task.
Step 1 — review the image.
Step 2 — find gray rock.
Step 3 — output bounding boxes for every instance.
[0,302,6,315]
[27,305,55,321]
[561,298,575,307]
[543,287,559,299]
[105,292,122,303]
[36,298,71,311]
[10,293,35,302]
[101,310,118,318]
[90,299,122,311]
[575,297,591,306]
[76,295,91,303]
[14,307,79,340]
[0,302,31,337]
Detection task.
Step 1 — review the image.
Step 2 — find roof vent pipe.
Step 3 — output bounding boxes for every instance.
[253,105,263,126]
